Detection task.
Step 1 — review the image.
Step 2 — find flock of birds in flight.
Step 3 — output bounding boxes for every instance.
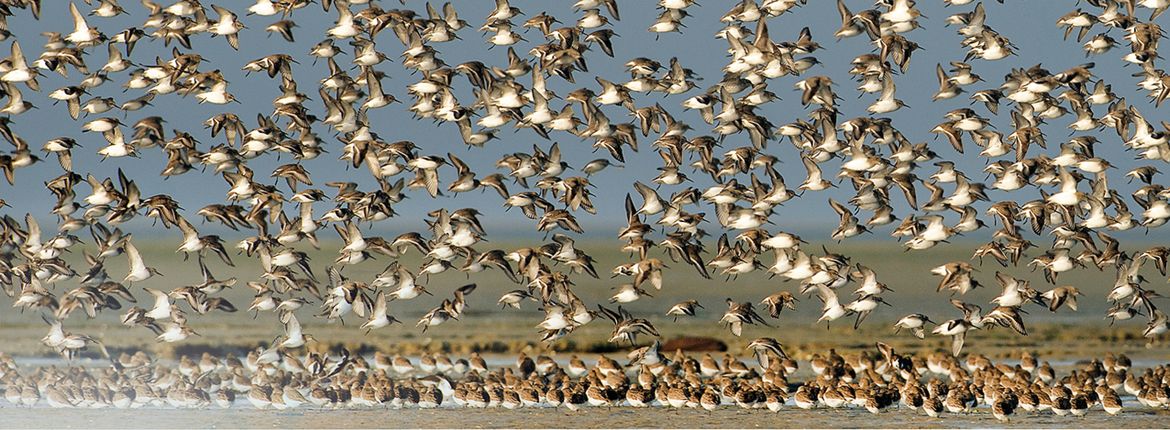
[1,0,1170,420]
[0,0,1166,393]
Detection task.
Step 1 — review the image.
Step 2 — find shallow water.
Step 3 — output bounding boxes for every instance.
[3,405,1169,429]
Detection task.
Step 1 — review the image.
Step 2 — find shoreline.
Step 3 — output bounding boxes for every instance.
[4,320,1165,361]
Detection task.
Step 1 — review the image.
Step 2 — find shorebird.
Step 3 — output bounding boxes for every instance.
[360,291,400,334]
[846,293,891,329]
[894,313,934,339]
[760,291,798,318]
[417,300,456,333]
[610,283,651,304]
[813,285,849,327]
[176,217,233,266]
[931,262,981,295]
[720,298,771,336]
[275,312,314,349]
[933,317,975,357]
[1043,286,1083,312]
[41,316,108,360]
[665,299,702,321]
[156,319,198,343]
[497,289,535,309]
[122,242,161,284]
[746,337,788,370]
[66,3,105,47]
[598,305,660,345]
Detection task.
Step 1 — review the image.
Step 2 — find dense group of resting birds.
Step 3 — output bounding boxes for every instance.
[2,344,1168,422]
[0,0,1168,394]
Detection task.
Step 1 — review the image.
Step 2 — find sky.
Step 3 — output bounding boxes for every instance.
[0,0,1164,243]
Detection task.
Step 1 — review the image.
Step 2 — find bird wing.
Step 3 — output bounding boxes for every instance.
[456,283,477,296]
[950,331,966,357]
[372,291,387,319]
[125,242,145,273]
[70,2,91,34]
[285,312,302,340]
[9,41,26,67]
[23,213,41,249]
[145,288,168,313]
